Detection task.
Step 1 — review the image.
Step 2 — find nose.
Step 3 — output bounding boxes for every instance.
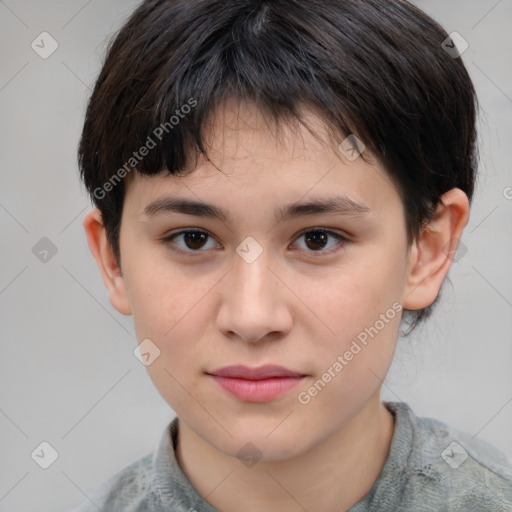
[215,248,293,343]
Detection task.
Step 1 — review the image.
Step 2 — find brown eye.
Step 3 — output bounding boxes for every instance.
[160,229,220,254]
[181,231,208,250]
[293,229,347,254]
[304,230,329,251]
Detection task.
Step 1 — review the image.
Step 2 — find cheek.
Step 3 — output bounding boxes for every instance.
[128,265,212,412]
[294,280,401,424]
[125,249,204,337]
[125,256,217,373]
[292,255,403,395]
[298,257,403,339]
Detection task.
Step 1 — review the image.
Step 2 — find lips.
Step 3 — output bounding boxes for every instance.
[207,364,305,380]
[206,365,307,402]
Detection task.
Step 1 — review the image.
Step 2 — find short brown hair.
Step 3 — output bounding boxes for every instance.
[78,0,479,334]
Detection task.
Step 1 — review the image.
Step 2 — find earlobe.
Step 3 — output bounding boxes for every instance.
[83,209,132,316]
[403,188,470,311]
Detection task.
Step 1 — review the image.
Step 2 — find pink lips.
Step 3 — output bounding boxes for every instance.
[207,365,306,402]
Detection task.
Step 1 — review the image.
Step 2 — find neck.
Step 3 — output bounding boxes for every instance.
[175,393,395,512]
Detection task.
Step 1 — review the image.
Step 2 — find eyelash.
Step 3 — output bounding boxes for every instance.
[158,228,348,257]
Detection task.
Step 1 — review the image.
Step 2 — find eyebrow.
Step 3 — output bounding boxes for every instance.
[143,195,373,224]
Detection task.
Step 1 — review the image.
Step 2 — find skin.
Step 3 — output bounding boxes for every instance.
[83,99,470,512]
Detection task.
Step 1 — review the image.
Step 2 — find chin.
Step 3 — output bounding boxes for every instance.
[210,424,307,463]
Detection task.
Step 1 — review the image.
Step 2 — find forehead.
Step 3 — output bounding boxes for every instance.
[123,99,400,218]
[199,99,354,165]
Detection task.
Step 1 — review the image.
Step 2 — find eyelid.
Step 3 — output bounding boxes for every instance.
[292,227,349,255]
[295,226,350,241]
[159,227,349,256]
[159,228,220,256]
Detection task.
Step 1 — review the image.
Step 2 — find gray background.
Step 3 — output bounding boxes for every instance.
[0,1,511,511]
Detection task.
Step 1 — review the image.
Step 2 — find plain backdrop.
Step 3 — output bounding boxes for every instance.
[0,1,511,511]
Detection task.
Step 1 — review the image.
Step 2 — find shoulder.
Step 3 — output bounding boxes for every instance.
[68,452,161,512]
[68,417,208,512]
[387,401,512,511]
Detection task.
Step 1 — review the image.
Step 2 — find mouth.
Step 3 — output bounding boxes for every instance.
[206,365,307,402]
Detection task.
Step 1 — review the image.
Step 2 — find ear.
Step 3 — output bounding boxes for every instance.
[83,209,132,316]
[403,188,470,310]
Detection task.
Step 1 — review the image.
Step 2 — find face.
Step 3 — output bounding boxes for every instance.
[116,100,412,460]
